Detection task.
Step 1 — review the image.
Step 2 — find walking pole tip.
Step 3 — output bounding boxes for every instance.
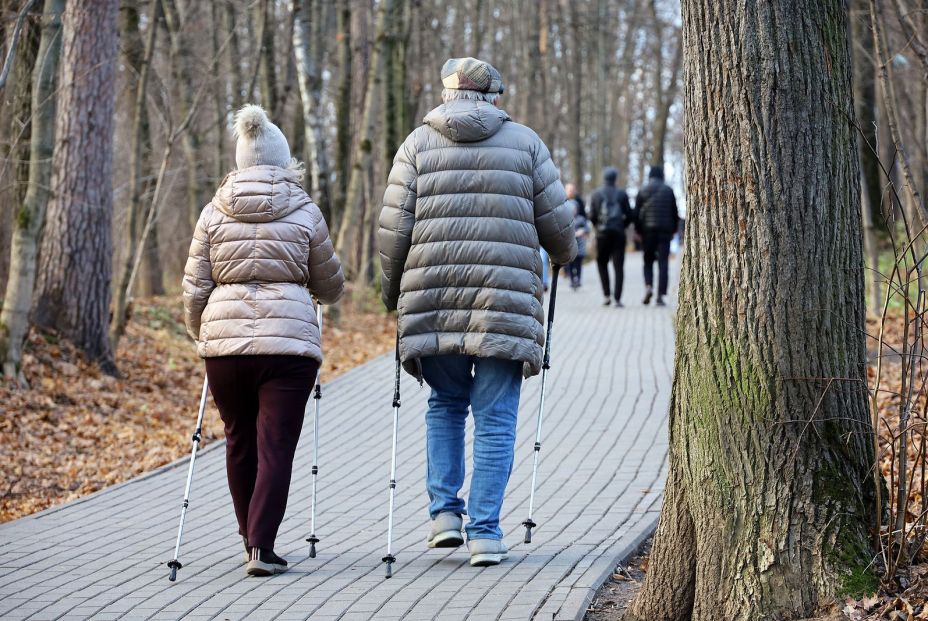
[307,536,318,558]
[522,519,536,544]
[383,554,395,578]
[167,559,181,582]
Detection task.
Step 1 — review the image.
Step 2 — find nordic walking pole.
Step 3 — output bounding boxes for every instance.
[307,303,323,558]
[382,337,402,578]
[522,263,562,544]
[167,375,209,581]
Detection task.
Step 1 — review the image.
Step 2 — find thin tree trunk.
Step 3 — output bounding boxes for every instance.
[211,0,226,181]
[0,0,62,381]
[852,0,883,316]
[292,0,332,222]
[333,1,351,233]
[336,0,392,279]
[870,0,926,223]
[650,29,682,167]
[225,0,243,109]
[111,0,161,348]
[33,0,118,374]
[253,0,279,116]
[162,0,207,233]
[566,0,583,189]
[629,1,876,618]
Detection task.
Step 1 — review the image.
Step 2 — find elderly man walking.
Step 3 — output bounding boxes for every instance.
[378,57,577,567]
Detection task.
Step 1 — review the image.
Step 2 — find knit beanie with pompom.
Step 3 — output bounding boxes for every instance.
[233,104,291,169]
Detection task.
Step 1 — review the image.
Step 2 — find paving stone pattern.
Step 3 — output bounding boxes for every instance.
[0,256,674,620]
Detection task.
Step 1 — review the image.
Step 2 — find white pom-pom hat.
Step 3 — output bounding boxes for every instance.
[233,104,291,169]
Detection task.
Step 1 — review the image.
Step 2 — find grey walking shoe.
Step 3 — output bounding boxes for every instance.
[643,285,653,305]
[468,539,509,567]
[245,547,288,576]
[427,512,464,548]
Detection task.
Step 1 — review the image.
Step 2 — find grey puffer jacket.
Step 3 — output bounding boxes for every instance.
[378,99,577,378]
[183,165,344,361]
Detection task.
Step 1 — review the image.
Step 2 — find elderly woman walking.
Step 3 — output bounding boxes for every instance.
[182,104,344,576]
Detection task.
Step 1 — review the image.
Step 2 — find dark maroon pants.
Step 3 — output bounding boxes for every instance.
[205,355,319,550]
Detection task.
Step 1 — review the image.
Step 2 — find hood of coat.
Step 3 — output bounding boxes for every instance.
[423,100,510,143]
[212,165,306,223]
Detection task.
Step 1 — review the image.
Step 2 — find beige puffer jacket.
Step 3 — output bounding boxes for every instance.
[183,165,344,361]
[378,100,577,378]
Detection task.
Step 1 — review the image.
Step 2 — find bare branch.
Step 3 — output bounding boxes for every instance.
[0,0,39,92]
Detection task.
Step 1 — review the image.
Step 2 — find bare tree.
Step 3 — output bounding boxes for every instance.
[111,0,161,348]
[292,0,332,221]
[336,0,393,279]
[33,0,119,373]
[0,0,62,381]
[162,0,208,232]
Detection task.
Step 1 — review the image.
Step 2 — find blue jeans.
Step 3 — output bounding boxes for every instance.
[540,248,550,287]
[420,355,523,540]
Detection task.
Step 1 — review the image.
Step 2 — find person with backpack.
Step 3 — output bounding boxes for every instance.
[564,183,590,291]
[635,165,679,306]
[589,167,633,306]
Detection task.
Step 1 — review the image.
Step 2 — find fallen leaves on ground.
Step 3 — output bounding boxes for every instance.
[0,288,393,523]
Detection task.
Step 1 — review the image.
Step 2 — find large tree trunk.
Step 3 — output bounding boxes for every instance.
[33,0,118,373]
[111,0,160,348]
[628,2,876,619]
[292,0,332,222]
[0,0,62,380]
[336,0,392,279]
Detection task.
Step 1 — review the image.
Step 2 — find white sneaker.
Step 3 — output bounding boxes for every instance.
[468,539,509,567]
[427,512,464,548]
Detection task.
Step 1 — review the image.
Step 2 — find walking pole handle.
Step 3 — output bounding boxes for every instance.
[547,264,561,322]
[392,334,401,407]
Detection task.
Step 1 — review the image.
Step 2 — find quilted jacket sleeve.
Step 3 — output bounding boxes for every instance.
[531,136,578,266]
[182,204,216,341]
[307,206,345,304]
[377,131,418,311]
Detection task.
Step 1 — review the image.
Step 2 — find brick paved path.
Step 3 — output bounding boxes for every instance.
[0,254,674,621]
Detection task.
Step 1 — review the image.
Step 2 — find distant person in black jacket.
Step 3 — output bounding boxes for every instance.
[589,168,633,307]
[635,165,679,306]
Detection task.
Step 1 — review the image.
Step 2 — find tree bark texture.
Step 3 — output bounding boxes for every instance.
[629,2,876,619]
[0,0,62,379]
[33,0,118,373]
[293,0,332,224]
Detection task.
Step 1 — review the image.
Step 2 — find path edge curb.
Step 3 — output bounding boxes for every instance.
[561,511,660,621]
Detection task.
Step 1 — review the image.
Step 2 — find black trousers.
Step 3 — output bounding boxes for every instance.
[642,233,672,296]
[596,231,626,301]
[568,255,584,285]
[205,354,319,550]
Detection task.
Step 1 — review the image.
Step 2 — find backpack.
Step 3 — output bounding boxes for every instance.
[599,188,624,231]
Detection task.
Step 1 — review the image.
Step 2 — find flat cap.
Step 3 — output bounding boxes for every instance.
[440,57,505,94]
